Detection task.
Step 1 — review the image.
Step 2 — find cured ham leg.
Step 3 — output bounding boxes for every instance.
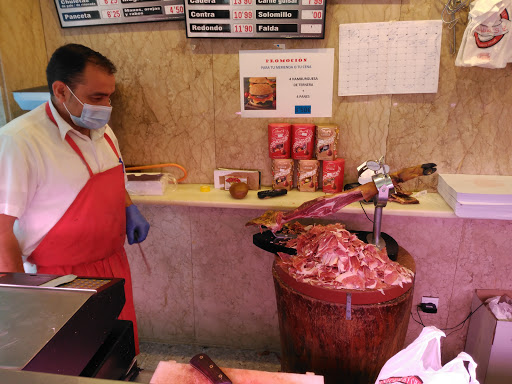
[246,163,436,232]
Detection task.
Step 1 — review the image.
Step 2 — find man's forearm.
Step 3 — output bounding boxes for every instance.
[0,215,23,272]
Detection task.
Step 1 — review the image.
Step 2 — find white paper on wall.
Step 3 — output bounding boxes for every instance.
[338,20,443,96]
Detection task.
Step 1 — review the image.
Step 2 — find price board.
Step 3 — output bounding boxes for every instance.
[53,0,184,28]
[184,0,326,38]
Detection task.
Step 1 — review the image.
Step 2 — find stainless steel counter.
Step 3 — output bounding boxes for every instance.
[0,285,92,369]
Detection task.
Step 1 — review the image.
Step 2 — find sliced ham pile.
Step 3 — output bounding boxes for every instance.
[277,223,414,291]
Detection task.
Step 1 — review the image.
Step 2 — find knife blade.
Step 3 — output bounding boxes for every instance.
[189,354,233,384]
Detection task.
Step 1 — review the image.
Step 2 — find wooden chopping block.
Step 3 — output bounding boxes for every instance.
[150,360,324,384]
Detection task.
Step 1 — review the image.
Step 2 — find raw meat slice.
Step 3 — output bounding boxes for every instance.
[277,224,414,292]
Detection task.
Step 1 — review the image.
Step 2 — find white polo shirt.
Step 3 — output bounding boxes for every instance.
[0,101,124,257]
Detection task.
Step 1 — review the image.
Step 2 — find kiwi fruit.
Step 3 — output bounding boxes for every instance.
[229,182,249,199]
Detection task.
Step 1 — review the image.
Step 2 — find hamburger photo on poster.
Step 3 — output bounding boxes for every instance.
[244,77,276,110]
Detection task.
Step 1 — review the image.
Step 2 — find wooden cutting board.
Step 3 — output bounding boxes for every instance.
[150,360,324,384]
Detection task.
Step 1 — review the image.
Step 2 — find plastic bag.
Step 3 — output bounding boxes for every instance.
[126,173,178,195]
[486,294,512,320]
[455,0,512,68]
[375,326,479,384]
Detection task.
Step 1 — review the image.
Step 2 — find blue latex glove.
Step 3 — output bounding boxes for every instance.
[126,204,150,245]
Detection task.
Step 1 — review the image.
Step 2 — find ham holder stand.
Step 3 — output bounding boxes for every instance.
[357,158,396,250]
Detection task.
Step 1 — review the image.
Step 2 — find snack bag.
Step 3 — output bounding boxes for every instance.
[298,160,319,192]
[268,123,291,159]
[291,124,315,160]
[322,158,345,193]
[272,159,294,191]
[315,124,339,161]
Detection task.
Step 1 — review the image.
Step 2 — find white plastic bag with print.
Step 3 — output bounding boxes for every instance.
[455,0,512,68]
[375,326,479,384]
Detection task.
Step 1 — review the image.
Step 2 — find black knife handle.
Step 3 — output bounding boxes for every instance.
[189,354,233,384]
[257,189,288,199]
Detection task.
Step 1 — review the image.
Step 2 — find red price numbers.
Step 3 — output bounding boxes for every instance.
[233,24,253,33]
[102,0,119,4]
[302,9,323,19]
[102,9,121,18]
[233,10,253,19]
[301,0,323,4]
[166,5,184,14]
[233,0,253,5]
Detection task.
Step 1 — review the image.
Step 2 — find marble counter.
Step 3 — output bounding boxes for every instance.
[130,184,456,219]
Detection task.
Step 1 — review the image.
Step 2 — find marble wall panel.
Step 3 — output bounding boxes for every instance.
[0,0,47,121]
[39,0,216,183]
[189,206,280,350]
[387,4,512,192]
[125,205,196,343]
[323,1,398,184]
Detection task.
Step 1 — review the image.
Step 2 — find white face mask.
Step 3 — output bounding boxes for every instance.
[63,85,112,130]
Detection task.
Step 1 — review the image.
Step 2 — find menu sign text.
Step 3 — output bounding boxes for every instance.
[185,0,326,38]
[53,0,184,28]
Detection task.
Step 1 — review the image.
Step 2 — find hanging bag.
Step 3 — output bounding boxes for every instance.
[456,0,512,68]
[375,326,479,384]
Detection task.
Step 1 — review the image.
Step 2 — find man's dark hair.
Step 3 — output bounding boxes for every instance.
[46,44,117,96]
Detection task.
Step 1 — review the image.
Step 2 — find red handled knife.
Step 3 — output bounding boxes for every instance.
[189,354,233,384]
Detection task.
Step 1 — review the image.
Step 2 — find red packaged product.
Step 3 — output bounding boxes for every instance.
[322,158,345,193]
[291,124,315,160]
[298,160,319,192]
[272,159,294,191]
[316,124,339,161]
[268,123,291,159]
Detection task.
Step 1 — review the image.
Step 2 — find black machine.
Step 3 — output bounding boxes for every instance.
[0,272,136,380]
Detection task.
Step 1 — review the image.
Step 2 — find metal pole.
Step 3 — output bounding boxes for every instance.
[372,205,383,248]
[366,173,394,249]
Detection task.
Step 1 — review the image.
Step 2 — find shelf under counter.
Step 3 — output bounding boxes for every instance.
[129,184,457,219]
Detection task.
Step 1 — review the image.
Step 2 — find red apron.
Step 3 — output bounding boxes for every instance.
[28,102,139,353]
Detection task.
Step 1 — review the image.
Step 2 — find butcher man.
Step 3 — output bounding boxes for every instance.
[0,43,149,353]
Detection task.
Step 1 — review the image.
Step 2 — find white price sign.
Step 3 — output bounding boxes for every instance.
[301,0,323,4]
[164,5,184,14]
[301,24,322,34]
[233,0,253,5]
[302,10,323,19]
[101,9,121,18]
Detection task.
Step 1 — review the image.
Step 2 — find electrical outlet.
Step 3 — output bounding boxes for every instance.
[421,296,439,309]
